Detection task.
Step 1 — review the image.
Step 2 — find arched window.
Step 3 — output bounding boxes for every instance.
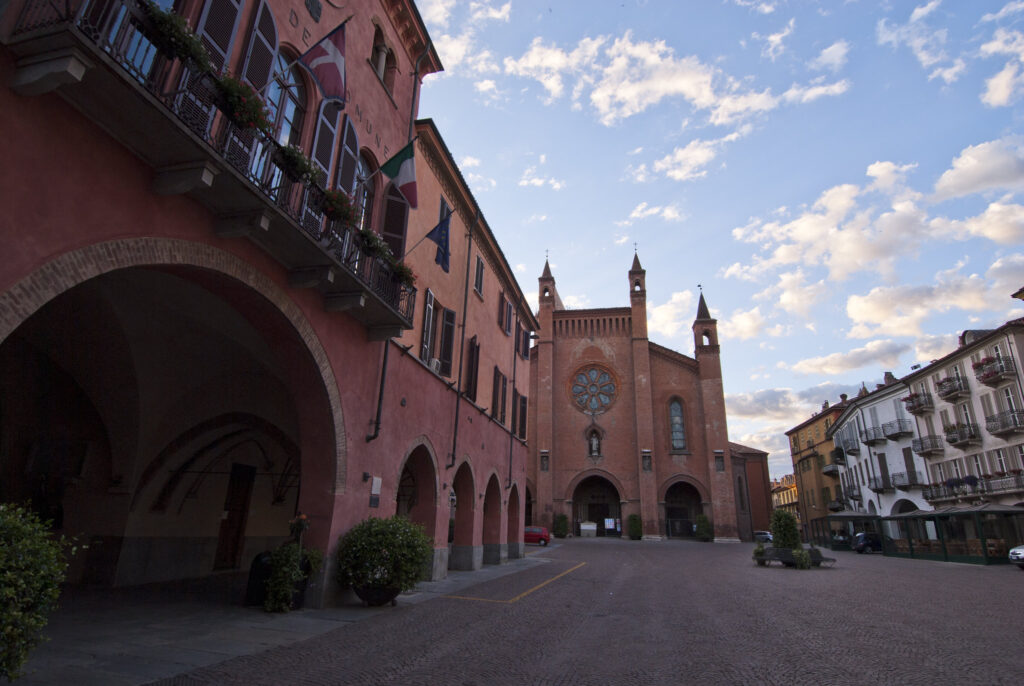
[354,153,376,232]
[669,399,686,451]
[253,54,306,189]
[370,26,397,92]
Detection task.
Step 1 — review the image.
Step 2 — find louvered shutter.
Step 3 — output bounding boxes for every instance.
[196,0,243,73]
[439,308,456,377]
[312,101,341,180]
[420,291,435,362]
[381,185,408,258]
[242,1,277,91]
[336,117,359,193]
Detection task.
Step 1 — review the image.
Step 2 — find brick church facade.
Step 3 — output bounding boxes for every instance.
[527,256,771,541]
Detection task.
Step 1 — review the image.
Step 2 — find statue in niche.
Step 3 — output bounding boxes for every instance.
[589,430,601,456]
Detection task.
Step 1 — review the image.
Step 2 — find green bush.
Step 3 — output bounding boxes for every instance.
[552,514,569,538]
[335,516,432,592]
[1,503,69,681]
[627,513,643,540]
[792,548,812,570]
[694,514,713,541]
[753,541,765,557]
[770,509,801,549]
[264,542,323,613]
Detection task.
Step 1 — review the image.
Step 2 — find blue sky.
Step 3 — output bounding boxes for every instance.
[414,0,1024,478]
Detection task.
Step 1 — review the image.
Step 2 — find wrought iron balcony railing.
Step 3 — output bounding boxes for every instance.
[912,435,944,456]
[822,463,840,477]
[882,418,913,439]
[846,484,862,501]
[838,434,860,455]
[975,358,1016,387]
[986,409,1024,436]
[943,423,981,448]
[924,473,1024,502]
[861,426,887,445]
[935,376,970,401]
[902,393,934,415]
[829,448,846,466]
[6,0,416,335]
[890,470,923,490]
[868,475,893,493]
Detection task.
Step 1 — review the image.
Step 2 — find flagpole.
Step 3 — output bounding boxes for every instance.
[400,209,454,262]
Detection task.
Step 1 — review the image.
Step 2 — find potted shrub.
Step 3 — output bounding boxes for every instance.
[358,228,393,261]
[694,514,713,542]
[214,74,272,135]
[792,547,812,570]
[273,144,318,185]
[263,512,323,613]
[627,513,642,540]
[137,0,212,72]
[335,516,432,607]
[753,540,766,566]
[0,504,71,681]
[552,513,569,539]
[769,509,801,550]
[391,261,416,288]
[321,189,358,228]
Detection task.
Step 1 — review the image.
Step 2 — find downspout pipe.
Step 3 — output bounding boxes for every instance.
[448,210,479,468]
[507,310,518,488]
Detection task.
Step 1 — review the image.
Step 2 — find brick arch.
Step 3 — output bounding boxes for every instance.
[563,469,628,502]
[659,474,710,503]
[0,238,348,492]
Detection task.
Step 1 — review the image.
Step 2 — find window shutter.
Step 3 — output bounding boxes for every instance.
[439,308,456,376]
[336,117,360,193]
[382,185,408,258]
[491,366,500,418]
[420,290,435,362]
[500,374,507,423]
[522,328,530,360]
[498,292,506,327]
[519,395,528,438]
[196,0,243,72]
[312,101,341,179]
[242,1,278,91]
[465,336,479,401]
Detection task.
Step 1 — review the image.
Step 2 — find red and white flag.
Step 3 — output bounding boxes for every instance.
[298,21,347,103]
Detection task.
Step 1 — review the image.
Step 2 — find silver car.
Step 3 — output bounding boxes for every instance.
[1010,544,1024,569]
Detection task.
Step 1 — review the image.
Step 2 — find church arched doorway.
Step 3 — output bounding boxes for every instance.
[0,264,337,591]
[665,481,703,538]
[572,475,621,537]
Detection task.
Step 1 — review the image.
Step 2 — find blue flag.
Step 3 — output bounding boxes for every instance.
[425,212,451,273]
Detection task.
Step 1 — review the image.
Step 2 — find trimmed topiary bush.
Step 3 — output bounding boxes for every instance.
[552,514,569,538]
[792,548,812,570]
[627,513,643,540]
[694,514,713,541]
[1,503,69,681]
[770,509,801,550]
[335,516,432,593]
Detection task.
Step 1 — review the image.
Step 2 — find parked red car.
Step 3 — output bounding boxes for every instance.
[524,526,551,546]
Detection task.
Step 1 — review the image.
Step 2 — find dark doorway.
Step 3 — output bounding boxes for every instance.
[571,476,621,537]
[213,463,256,570]
[665,481,702,538]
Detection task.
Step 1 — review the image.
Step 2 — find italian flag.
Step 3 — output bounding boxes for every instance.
[380,141,417,208]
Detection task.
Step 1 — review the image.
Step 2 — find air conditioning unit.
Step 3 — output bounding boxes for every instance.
[429,358,441,373]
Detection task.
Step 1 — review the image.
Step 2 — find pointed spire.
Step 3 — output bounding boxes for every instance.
[696,292,711,320]
[541,259,552,279]
[630,252,643,272]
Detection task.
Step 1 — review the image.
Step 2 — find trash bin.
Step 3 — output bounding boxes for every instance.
[244,551,272,606]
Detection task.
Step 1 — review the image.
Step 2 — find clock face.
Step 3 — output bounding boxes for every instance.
[569,365,617,414]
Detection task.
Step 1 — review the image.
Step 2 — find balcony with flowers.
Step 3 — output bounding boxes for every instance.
[923,473,1024,503]
[901,392,934,415]
[912,435,945,457]
[4,0,416,336]
[974,357,1016,388]
[935,376,970,401]
[942,422,981,448]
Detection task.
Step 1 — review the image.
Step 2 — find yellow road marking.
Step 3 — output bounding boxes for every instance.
[445,561,587,604]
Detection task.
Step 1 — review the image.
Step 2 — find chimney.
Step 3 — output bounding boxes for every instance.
[884,371,897,385]
[840,393,848,402]
[822,400,829,410]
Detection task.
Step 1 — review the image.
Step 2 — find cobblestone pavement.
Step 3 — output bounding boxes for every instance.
[142,538,1022,686]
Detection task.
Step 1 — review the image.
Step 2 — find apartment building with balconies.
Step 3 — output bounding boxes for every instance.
[785,396,850,540]
[901,320,1024,508]
[827,373,930,518]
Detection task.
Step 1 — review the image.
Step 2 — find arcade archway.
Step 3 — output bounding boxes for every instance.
[482,474,503,564]
[0,260,339,589]
[665,481,703,538]
[572,475,621,537]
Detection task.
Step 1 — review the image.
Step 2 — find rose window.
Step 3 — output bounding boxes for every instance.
[571,367,616,413]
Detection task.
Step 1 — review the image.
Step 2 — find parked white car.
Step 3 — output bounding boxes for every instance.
[1010,544,1024,570]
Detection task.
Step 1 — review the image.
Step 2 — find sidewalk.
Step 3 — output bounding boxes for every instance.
[17,548,555,686]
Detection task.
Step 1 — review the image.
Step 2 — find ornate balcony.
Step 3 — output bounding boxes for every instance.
[974,358,1016,388]
[912,435,945,457]
[902,393,934,415]
[827,499,844,512]
[822,463,840,477]
[890,470,923,490]
[868,475,893,493]
[846,485,862,501]
[861,426,887,445]
[838,435,860,455]
[882,418,913,439]
[924,473,1024,503]
[829,448,846,466]
[935,376,970,401]
[4,0,416,337]
[943,423,981,448]
[986,410,1024,437]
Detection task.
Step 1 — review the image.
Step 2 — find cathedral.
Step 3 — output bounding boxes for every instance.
[526,255,771,541]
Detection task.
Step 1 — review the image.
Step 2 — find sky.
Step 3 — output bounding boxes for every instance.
[414,0,1024,479]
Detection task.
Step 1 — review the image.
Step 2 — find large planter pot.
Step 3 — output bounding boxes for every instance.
[353,585,400,607]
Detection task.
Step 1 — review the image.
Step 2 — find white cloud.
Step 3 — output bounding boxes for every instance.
[562,294,592,309]
[982,1,1024,23]
[653,131,743,182]
[914,333,958,362]
[877,2,950,69]
[731,0,776,14]
[503,36,606,103]
[525,214,547,223]
[809,40,849,72]
[982,62,1024,106]
[469,1,511,23]
[786,340,911,375]
[518,155,565,191]
[515,263,526,273]
[719,306,785,341]
[614,234,630,245]
[647,291,695,339]
[420,0,456,28]
[782,79,850,104]
[932,201,1024,244]
[866,160,918,194]
[765,270,828,318]
[461,156,481,168]
[618,201,684,226]
[933,138,1024,200]
[625,163,652,183]
[929,58,965,84]
[753,18,795,62]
